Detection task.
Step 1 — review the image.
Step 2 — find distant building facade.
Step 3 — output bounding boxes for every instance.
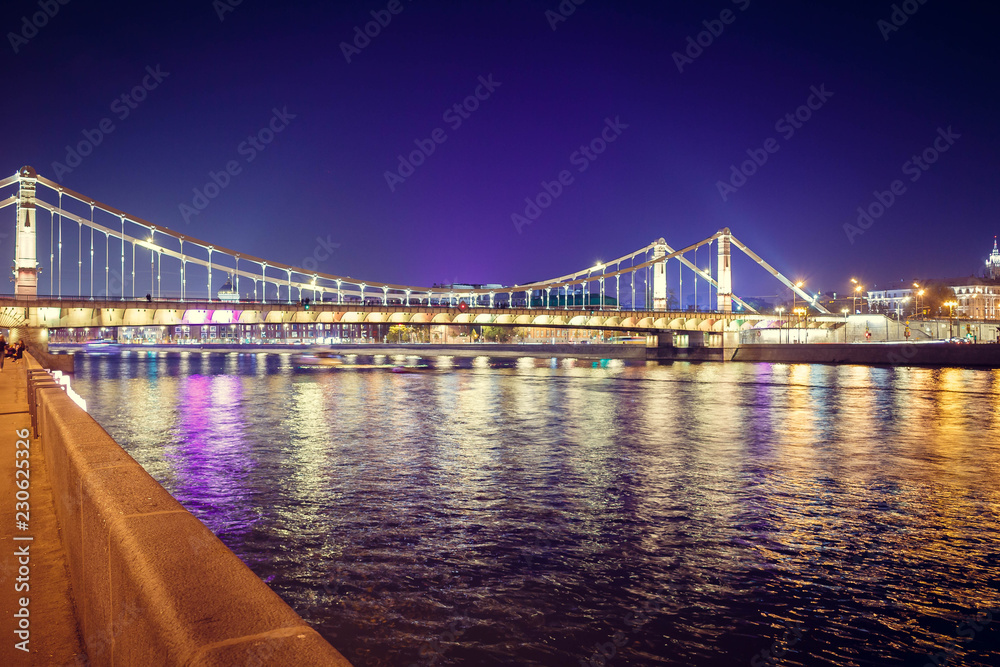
[866,282,915,315]
[951,280,1000,319]
[986,237,1000,280]
[952,238,1000,319]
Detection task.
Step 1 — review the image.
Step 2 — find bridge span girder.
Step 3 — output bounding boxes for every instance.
[18,300,826,334]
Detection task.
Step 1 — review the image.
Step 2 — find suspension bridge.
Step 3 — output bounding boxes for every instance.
[1,165,841,352]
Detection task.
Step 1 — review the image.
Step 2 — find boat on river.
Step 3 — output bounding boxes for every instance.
[291,347,344,368]
[82,339,122,355]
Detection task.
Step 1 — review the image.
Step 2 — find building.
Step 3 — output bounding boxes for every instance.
[987,237,1000,280]
[217,275,240,302]
[866,281,917,316]
[951,278,1000,320]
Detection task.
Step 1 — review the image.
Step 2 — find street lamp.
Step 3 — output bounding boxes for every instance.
[944,300,958,338]
[852,280,864,314]
[776,306,786,344]
[841,308,849,342]
[792,281,804,313]
[898,297,910,319]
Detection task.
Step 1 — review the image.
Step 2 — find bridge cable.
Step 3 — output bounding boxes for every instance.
[120,215,125,301]
[58,191,62,299]
[89,203,94,299]
[49,203,54,296]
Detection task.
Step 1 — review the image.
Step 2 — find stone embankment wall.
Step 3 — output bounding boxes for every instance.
[28,356,352,666]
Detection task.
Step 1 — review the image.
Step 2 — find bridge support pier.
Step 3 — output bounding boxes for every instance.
[652,238,669,310]
[717,228,732,313]
[11,323,50,355]
[14,166,39,298]
[11,325,73,372]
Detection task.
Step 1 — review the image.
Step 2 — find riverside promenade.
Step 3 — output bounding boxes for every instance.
[0,357,85,665]
[1,354,353,666]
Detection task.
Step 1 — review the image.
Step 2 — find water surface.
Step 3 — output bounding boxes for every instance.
[73,352,1000,666]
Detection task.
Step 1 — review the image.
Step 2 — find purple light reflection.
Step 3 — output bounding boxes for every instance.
[164,373,261,539]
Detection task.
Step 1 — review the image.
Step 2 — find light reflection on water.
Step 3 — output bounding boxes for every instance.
[73,353,1000,666]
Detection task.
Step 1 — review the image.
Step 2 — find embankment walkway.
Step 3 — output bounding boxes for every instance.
[2,355,353,666]
[0,357,85,664]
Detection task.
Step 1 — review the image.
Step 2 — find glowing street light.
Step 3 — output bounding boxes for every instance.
[912,284,925,317]
[792,280,804,313]
[851,279,864,314]
[944,300,958,338]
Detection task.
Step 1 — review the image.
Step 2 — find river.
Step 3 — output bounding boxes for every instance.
[72,351,1000,666]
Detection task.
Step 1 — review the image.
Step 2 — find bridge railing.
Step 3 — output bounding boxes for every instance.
[0,293,758,315]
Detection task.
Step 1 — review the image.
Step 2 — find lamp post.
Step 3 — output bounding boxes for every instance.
[792,281,804,314]
[841,308,850,342]
[776,306,786,344]
[944,300,957,338]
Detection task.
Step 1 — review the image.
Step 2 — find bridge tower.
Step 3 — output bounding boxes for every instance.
[14,166,38,298]
[717,228,732,313]
[651,238,669,310]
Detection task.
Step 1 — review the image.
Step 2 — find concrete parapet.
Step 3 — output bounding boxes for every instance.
[32,357,352,666]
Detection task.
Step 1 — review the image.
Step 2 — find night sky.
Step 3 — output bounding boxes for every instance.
[3,0,998,300]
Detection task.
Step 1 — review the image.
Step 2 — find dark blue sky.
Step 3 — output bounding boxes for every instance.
[3,0,998,300]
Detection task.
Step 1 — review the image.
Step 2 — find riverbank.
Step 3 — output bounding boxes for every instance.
[18,354,353,665]
[733,341,1000,366]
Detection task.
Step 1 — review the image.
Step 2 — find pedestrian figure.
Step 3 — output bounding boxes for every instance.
[0,333,6,371]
